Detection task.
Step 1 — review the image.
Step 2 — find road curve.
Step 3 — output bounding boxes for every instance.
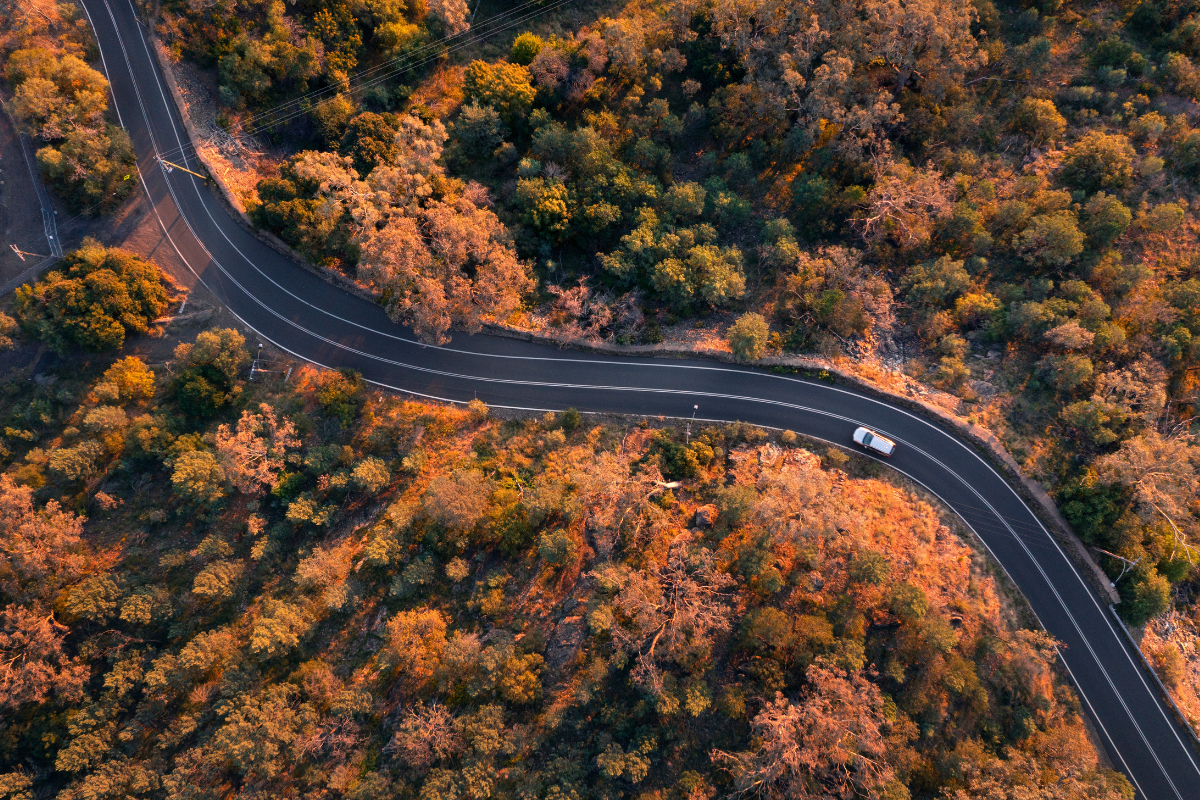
[78,0,1200,794]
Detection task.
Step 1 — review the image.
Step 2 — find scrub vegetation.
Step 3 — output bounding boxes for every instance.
[0,328,1133,799]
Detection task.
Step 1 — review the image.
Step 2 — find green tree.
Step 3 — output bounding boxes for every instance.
[1082,193,1132,247]
[450,102,508,162]
[13,240,169,353]
[1060,132,1135,192]
[36,127,136,214]
[340,111,399,174]
[1012,97,1066,145]
[727,312,770,361]
[1121,563,1171,625]
[1017,213,1086,269]
[174,327,249,390]
[317,368,365,425]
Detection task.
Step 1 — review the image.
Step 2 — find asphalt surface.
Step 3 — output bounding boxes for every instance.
[79,0,1200,794]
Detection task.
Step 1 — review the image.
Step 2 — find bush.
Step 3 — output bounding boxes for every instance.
[1060,132,1135,192]
[14,239,170,353]
[727,312,770,361]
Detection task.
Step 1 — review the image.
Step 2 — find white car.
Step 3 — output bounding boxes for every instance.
[853,426,896,457]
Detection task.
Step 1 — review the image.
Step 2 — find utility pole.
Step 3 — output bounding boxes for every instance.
[686,404,698,444]
[158,157,209,181]
[9,244,49,261]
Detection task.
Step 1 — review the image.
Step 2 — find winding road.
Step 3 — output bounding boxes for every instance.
[76,0,1200,794]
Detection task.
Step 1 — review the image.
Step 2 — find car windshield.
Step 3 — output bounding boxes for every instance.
[862,432,874,445]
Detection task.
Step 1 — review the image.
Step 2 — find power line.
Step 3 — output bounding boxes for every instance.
[153,0,574,164]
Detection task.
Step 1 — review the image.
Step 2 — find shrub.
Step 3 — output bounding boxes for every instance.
[14,240,169,353]
[1060,132,1135,192]
[727,312,770,361]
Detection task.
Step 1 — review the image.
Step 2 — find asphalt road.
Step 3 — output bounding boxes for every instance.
[79,0,1200,794]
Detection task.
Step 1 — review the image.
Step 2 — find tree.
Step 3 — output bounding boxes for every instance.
[1096,432,1200,564]
[172,329,248,420]
[859,160,953,247]
[295,541,357,610]
[357,189,533,344]
[36,127,136,214]
[14,240,170,353]
[98,357,156,404]
[727,312,770,361]
[450,102,508,162]
[610,544,735,693]
[1060,132,1135,192]
[0,475,84,603]
[712,663,900,799]
[427,0,470,36]
[5,50,135,212]
[0,605,88,710]
[380,608,448,690]
[175,328,249,383]
[1017,212,1086,269]
[250,600,312,657]
[340,111,400,175]
[510,32,544,65]
[387,703,462,769]
[462,60,536,124]
[214,404,300,495]
[1012,97,1066,145]
[709,0,983,157]
[0,313,15,352]
[1082,193,1132,247]
[516,178,572,237]
[210,685,313,780]
[352,457,390,494]
[171,450,227,507]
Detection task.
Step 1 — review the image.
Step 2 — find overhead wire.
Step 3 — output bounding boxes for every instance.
[152,0,576,164]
